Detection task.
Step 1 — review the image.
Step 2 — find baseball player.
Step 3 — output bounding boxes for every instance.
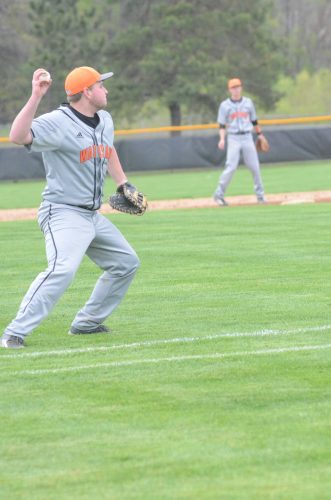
[213,78,266,206]
[1,66,141,348]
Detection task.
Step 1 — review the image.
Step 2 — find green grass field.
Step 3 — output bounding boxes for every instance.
[0,160,331,209]
[1,163,331,499]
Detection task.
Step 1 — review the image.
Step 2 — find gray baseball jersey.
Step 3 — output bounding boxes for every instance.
[214,96,264,202]
[28,105,114,209]
[4,104,139,341]
[217,97,257,134]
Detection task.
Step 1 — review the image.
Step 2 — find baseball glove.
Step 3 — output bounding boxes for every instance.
[109,182,148,215]
[255,134,270,153]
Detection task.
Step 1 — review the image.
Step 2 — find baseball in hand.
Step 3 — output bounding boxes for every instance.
[39,71,51,82]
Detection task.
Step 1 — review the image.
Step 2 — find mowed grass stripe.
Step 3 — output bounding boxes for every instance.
[11,343,331,376]
[1,323,330,359]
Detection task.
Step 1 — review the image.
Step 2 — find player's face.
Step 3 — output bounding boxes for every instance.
[229,85,242,100]
[89,81,108,109]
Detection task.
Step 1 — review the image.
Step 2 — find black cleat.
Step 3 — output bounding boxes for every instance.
[68,324,111,335]
[1,334,25,349]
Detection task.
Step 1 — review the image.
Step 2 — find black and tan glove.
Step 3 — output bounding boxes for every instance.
[109,182,148,215]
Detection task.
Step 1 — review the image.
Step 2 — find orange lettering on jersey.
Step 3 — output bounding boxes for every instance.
[98,145,105,158]
[105,145,112,159]
[80,146,93,163]
[229,111,249,121]
[80,144,113,163]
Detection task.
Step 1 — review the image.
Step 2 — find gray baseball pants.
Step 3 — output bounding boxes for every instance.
[4,203,139,339]
[215,134,264,199]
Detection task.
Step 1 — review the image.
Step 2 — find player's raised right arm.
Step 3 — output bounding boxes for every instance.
[10,69,52,145]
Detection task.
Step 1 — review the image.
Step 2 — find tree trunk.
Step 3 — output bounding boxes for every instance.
[169,101,181,136]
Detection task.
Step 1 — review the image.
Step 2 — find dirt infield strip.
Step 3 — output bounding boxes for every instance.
[1,190,331,222]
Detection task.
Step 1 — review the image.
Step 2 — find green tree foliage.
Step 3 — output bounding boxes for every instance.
[28,0,111,113]
[0,0,34,122]
[272,69,331,116]
[108,0,282,125]
[4,0,328,129]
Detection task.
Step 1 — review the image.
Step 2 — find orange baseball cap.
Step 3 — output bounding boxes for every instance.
[65,66,114,96]
[228,78,242,89]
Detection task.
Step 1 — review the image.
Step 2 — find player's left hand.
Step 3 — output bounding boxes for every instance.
[255,134,270,153]
[109,182,148,215]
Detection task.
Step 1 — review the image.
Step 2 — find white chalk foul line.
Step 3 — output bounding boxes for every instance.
[11,343,331,376]
[1,324,331,360]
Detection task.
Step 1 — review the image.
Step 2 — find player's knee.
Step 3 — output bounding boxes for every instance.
[118,251,140,277]
[103,250,140,277]
[124,251,140,275]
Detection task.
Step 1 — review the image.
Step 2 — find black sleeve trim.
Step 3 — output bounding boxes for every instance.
[251,120,258,126]
[219,124,226,129]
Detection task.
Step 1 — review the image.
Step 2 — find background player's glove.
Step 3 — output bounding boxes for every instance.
[109,182,148,215]
[255,134,270,153]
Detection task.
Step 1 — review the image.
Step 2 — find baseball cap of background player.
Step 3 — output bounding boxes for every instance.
[65,66,114,96]
[228,78,242,89]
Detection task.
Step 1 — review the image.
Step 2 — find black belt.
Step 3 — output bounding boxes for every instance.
[229,131,251,135]
[77,205,98,211]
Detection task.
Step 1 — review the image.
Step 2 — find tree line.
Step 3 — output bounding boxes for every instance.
[0,0,330,127]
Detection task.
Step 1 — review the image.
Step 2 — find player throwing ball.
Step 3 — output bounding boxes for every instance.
[1,66,143,348]
[213,78,266,206]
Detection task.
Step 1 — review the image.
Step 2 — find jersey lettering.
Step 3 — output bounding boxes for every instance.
[80,145,112,163]
[229,111,249,121]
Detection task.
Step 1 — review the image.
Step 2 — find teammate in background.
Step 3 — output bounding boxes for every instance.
[213,78,266,206]
[1,67,140,348]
